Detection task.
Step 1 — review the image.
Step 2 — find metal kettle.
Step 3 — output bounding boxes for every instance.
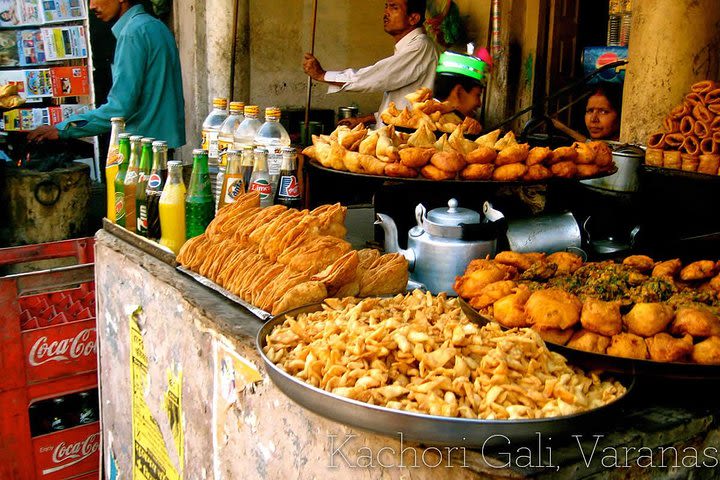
[375,199,506,294]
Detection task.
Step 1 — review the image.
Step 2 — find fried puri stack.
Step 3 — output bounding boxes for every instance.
[177,192,408,315]
[264,290,626,420]
[454,251,720,364]
[302,88,614,182]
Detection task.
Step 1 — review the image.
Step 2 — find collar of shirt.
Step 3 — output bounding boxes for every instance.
[394,28,424,54]
[111,4,146,39]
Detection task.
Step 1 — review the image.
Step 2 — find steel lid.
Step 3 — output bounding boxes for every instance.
[426,199,481,226]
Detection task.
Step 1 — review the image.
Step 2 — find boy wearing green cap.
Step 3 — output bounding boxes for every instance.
[433,50,489,118]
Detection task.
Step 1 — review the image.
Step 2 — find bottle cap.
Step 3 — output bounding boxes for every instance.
[141,137,155,144]
[242,144,255,151]
[228,101,245,113]
[111,117,125,122]
[192,149,208,156]
[212,98,228,109]
[168,160,182,168]
[281,146,296,155]
[118,133,131,140]
[244,105,260,117]
[254,147,267,154]
[152,140,167,148]
[130,135,144,143]
[265,107,281,118]
[225,149,239,155]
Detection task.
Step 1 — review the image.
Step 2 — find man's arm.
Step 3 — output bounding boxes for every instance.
[303,53,343,86]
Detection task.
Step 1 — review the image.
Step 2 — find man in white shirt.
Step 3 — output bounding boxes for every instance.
[303,0,438,128]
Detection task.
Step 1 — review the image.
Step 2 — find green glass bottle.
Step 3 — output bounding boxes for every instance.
[185,149,215,239]
[113,133,132,227]
[136,137,154,236]
[122,135,143,233]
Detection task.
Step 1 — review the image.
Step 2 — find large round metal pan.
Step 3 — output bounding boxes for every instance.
[458,297,720,381]
[257,302,634,448]
[641,165,720,184]
[307,159,617,186]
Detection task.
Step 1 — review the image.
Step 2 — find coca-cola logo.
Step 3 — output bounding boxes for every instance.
[43,433,100,475]
[29,328,96,366]
[148,174,162,188]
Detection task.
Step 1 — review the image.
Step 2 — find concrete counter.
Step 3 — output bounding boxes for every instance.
[95,229,720,479]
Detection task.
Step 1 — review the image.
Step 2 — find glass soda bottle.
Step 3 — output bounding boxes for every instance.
[218,150,245,210]
[248,147,273,207]
[275,147,302,209]
[159,161,186,254]
[240,145,255,190]
[77,390,98,425]
[122,135,143,233]
[233,105,262,150]
[113,133,132,228]
[215,101,245,209]
[185,149,215,239]
[105,117,125,223]
[146,141,168,240]
[50,396,68,431]
[201,97,228,165]
[254,107,290,193]
[135,137,154,236]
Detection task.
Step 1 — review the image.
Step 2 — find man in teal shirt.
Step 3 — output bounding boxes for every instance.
[28,0,186,148]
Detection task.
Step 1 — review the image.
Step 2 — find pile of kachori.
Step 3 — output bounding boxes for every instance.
[455,251,720,365]
[177,192,408,314]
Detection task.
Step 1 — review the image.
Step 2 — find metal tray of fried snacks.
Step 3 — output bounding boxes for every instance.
[641,165,720,183]
[308,159,616,185]
[177,266,272,321]
[458,297,720,381]
[257,302,634,448]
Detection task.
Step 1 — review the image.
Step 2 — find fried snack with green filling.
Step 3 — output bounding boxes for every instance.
[622,255,655,273]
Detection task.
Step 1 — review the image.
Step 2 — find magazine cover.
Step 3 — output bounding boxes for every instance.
[17,29,46,65]
[0,0,20,26]
[0,69,27,98]
[41,25,87,60]
[41,0,84,23]
[0,30,20,66]
[49,65,88,96]
[17,0,41,24]
[24,68,52,98]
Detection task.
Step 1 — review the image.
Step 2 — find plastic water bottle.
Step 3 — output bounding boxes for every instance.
[233,105,262,149]
[254,107,290,193]
[201,98,228,165]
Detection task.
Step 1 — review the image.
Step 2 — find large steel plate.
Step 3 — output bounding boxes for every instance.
[458,297,720,381]
[257,302,634,448]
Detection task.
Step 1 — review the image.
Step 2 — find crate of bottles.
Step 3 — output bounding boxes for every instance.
[0,237,99,480]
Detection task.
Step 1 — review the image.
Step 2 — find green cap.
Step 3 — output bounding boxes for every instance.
[436,51,489,85]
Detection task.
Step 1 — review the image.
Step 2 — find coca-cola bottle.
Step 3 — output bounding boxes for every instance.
[29,401,51,437]
[248,147,273,207]
[274,147,302,209]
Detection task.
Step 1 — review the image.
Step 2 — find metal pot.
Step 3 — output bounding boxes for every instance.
[581,142,644,193]
[338,106,359,120]
[506,212,582,254]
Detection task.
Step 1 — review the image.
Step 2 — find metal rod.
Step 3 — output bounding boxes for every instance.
[228,0,241,100]
[304,0,319,138]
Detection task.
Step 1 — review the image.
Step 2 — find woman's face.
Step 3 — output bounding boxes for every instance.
[585,93,619,139]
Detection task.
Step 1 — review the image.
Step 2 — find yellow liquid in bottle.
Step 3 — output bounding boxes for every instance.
[105,149,120,222]
[159,182,187,254]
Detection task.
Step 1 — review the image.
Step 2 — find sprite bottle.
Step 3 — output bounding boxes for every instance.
[185,149,215,239]
[135,137,154,236]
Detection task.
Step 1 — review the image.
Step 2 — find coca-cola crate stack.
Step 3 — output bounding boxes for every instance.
[0,238,100,480]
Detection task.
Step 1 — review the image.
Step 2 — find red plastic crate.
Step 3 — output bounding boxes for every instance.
[0,238,99,480]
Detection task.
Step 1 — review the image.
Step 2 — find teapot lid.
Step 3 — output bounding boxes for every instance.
[426,199,481,226]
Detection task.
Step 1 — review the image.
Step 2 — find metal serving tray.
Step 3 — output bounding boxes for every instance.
[257,303,633,448]
[458,297,720,381]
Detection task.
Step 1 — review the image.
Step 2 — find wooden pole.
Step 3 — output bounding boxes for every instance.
[303,0,319,141]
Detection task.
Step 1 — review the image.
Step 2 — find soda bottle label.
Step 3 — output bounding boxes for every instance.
[138,171,149,184]
[148,174,162,189]
[107,150,122,168]
[249,179,272,199]
[277,175,300,198]
[204,131,220,160]
[267,149,283,176]
[223,177,245,204]
[201,130,209,150]
[137,204,148,233]
[114,192,125,221]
